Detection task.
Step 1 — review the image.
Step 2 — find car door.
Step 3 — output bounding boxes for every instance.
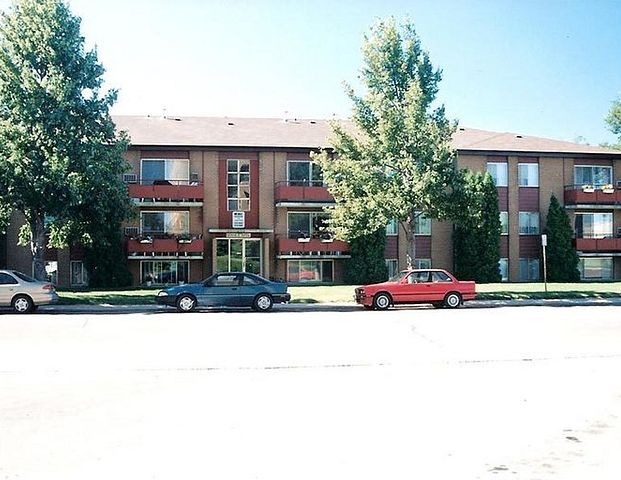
[0,272,19,306]
[238,274,264,307]
[391,271,430,303]
[427,271,455,301]
[199,273,242,307]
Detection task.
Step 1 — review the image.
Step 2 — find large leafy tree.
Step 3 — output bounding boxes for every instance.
[343,229,388,284]
[453,171,501,282]
[313,18,457,267]
[544,194,580,282]
[606,97,621,148]
[0,0,131,281]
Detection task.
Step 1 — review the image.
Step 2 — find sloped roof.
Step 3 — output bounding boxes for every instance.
[113,115,621,156]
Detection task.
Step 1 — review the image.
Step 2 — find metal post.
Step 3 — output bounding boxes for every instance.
[541,234,548,292]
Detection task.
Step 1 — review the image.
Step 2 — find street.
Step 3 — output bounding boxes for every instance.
[1,304,621,479]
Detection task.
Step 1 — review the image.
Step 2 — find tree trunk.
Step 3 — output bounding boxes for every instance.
[402,212,417,269]
[29,213,47,280]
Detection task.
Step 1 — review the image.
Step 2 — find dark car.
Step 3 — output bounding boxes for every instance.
[156,272,291,312]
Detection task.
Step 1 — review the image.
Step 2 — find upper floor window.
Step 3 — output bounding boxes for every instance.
[518,163,539,187]
[575,212,613,239]
[500,212,509,235]
[141,158,189,185]
[415,213,431,235]
[227,159,250,211]
[574,165,612,188]
[487,162,508,187]
[287,211,330,238]
[386,219,398,236]
[519,212,540,235]
[141,211,189,235]
[287,161,323,187]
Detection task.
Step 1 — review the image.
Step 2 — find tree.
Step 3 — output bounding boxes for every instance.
[0,0,131,280]
[343,229,388,284]
[544,194,580,282]
[606,97,621,149]
[313,18,457,267]
[453,171,501,282]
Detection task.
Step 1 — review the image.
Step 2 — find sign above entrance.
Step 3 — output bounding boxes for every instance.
[232,211,245,229]
[226,232,252,238]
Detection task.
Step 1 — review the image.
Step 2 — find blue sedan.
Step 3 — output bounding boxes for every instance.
[155,272,291,312]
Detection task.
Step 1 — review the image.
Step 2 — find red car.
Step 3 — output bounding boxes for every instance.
[354,269,476,310]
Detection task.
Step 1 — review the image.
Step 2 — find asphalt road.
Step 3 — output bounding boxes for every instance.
[1,305,621,479]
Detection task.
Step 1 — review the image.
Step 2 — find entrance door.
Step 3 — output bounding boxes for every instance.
[215,238,262,275]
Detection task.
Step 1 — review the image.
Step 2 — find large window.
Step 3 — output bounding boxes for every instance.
[500,212,509,235]
[287,161,323,186]
[215,238,261,274]
[579,257,613,281]
[385,259,399,279]
[227,159,250,211]
[499,258,508,282]
[71,261,88,286]
[141,159,189,184]
[519,212,540,235]
[141,260,189,285]
[575,213,613,238]
[519,258,540,281]
[574,165,613,188]
[386,219,398,236]
[288,212,330,238]
[487,162,508,187]
[415,214,431,235]
[287,260,333,283]
[518,163,539,187]
[141,211,189,235]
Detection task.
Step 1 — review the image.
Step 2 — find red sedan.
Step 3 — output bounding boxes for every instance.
[354,269,476,310]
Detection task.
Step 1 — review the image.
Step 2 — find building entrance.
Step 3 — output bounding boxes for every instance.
[215,238,262,275]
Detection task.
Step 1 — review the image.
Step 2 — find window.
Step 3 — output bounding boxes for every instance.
[141,211,189,235]
[432,271,452,282]
[242,274,265,286]
[408,271,431,283]
[141,260,189,285]
[499,258,508,282]
[0,272,17,285]
[487,162,508,187]
[287,161,323,186]
[287,212,330,238]
[519,212,540,235]
[574,166,612,188]
[385,219,398,236]
[579,257,613,281]
[287,260,333,283]
[415,214,431,235]
[215,238,262,274]
[141,159,189,185]
[575,213,613,238]
[70,261,88,286]
[385,259,399,279]
[211,274,241,286]
[227,159,251,211]
[414,259,431,269]
[519,258,540,281]
[518,163,539,187]
[500,212,509,235]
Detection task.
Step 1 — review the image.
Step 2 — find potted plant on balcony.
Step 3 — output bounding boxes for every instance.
[601,184,615,194]
[138,235,153,244]
[177,234,192,244]
[581,184,595,193]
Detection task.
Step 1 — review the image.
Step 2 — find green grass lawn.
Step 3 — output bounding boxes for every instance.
[56,281,621,305]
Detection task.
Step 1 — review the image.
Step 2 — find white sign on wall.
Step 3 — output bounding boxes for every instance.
[232,211,245,229]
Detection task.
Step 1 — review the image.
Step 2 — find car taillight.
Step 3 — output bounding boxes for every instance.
[42,284,55,291]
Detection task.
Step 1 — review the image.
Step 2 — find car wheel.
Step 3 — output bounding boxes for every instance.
[12,295,34,314]
[253,294,273,312]
[373,292,391,310]
[176,294,197,313]
[444,292,462,309]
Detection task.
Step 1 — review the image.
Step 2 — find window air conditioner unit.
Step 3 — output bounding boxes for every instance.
[123,173,137,183]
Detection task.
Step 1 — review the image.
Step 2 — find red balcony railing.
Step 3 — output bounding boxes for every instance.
[276,237,350,255]
[128,179,204,201]
[575,237,621,252]
[564,185,621,206]
[127,234,204,255]
[275,181,334,203]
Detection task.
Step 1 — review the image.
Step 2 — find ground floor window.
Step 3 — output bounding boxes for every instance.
[414,258,431,269]
[385,259,399,279]
[287,260,333,283]
[71,261,88,286]
[499,258,509,282]
[141,260,189,285]
[215,238,261,274]
[45,261,58,285]
[519,257,540,281]
[579,257,613,281]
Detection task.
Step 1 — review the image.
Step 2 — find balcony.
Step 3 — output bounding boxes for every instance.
[276,236,350,259]
[128,179,204,204]
[275,181,334,206]
[575,237,621,252]
[564,184,621,208]
[126,234,204,259]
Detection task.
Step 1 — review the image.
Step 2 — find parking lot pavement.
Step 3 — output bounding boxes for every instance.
[1,306,621,479]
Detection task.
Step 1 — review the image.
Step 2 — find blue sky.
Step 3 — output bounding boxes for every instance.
[2,0,620,145]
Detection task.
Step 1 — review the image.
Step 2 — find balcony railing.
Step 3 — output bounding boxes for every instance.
[275,180,334,204]
[564,184,621,206]
[276,236,350,256]
[575,236,621,252]
[126,233,204,255]
[127,179,204,201]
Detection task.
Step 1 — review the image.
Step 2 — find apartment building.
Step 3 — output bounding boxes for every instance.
[2,115,621,286]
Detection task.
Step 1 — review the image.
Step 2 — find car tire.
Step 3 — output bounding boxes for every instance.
[373,292,392,310]
[176,294,197,313]
[253,294,273,312]
[12,295,34,314]
[443,292,462,309]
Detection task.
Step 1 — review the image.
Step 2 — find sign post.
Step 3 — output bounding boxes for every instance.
[541,234,548,292]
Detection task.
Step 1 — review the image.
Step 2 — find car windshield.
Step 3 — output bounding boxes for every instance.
[11,271,36,282]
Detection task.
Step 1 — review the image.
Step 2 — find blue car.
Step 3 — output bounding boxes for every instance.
[155,272,291,312]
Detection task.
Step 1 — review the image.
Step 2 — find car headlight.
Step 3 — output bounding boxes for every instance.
[157,291,169,297]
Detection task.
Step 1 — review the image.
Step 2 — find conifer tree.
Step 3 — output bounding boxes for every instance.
[544,194,580,282]
[343,229,388,284]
